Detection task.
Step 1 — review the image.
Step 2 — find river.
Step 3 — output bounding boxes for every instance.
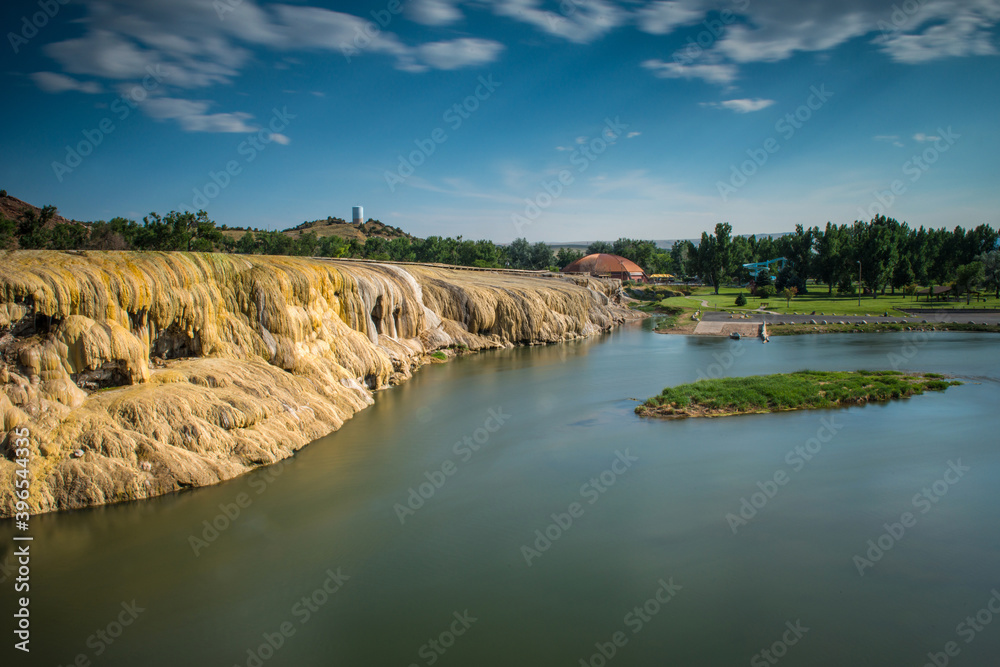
[4,321,999,666]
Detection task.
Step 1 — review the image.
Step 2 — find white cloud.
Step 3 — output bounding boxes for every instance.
[31,72,103,94]
[874,134,904,147]
[414,38,506,70]
[141,97,257,133]
[492,0,625,44]
[913,132,942,142]
[270,133,291,145]
[701,98,775,113]
[627,131,642,138]
[409,0,464,26]
[634,0,703,35]
[879,6,1000,63]
[32,0,506,133]
[641,58,737,85]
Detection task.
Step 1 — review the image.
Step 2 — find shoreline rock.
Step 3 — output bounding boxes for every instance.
[0,251,637,516]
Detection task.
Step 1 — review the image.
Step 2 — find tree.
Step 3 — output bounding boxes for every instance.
[0,214,15,249]
[506,237,532,269]
[17,205,55,249]
[735,293,747,307]
[774,265,807,294]
[556,247,584,268]
[713,222,733,290]
[236,231,257,254]
[890,256,915,295]
[781,286,798,308]
[815,222,845,294]
[530,241,553,269]
[955,261,984,304]
[758,284,776,300]
[853,215,900,299]
[49,223,86,249]
[978,250,1000,298]
[697,231,718,292]
[586,240,613,255]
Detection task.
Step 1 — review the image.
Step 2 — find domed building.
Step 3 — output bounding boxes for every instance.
[561,253,649,283]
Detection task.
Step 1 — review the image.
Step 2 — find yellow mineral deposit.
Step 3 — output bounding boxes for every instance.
[0,251,632,516]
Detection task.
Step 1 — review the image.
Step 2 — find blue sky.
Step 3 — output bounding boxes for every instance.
[2,0,998,242]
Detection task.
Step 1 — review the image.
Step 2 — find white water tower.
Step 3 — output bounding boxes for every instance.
[352,206,363,224]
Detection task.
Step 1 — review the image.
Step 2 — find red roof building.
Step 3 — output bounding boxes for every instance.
[561,253,649,283]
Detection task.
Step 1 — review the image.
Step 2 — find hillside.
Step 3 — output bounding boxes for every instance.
[1,191,416,245]
[221,216,416,242]
[0,193,87,229]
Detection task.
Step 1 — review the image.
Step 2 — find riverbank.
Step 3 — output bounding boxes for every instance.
[635,370,960,419]
[644,304,1000,337]
[0,251,638,516]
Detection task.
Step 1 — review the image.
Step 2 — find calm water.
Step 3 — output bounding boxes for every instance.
[4,323,999,666]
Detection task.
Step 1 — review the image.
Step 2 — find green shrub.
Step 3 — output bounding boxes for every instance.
[735,293,747,307]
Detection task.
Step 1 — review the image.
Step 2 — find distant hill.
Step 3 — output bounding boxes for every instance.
[216,216,417,242]
[0,191,418,245]
[280,217,415,242]
[0,193,87,229]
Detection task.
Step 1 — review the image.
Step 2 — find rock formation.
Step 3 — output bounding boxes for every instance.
[0,251,633,516]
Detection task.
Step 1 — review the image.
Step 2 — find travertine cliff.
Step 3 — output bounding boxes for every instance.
[0,251,633,516]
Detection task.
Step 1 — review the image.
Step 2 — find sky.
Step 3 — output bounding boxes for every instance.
[1,0,999,242]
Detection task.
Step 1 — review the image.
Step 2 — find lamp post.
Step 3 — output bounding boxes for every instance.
[857,260,862,307]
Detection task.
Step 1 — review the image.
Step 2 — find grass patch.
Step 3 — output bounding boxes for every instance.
[430,351,447,360]
[668,283,1000,317]
[636,370,961,419]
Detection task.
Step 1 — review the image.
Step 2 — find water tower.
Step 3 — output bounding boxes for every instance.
[352,206,363,225]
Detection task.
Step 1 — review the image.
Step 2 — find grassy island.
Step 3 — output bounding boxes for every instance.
[635,370,960,419]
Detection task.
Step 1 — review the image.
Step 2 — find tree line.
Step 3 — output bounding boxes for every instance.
[684,218,999,299]
[2,204,997,297]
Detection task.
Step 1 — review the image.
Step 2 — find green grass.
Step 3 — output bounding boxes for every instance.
[636,370,961,419]
[430,351,447,360]
[652,306,684,331]
[655,283,1000,317]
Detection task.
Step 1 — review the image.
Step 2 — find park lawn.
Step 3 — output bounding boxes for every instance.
[655,283,1000,317]
[635,370,960,419]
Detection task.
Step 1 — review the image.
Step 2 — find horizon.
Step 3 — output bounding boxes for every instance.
[2,0,998,242]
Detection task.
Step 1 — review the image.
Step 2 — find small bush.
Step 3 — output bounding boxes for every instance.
[735,293,747,307]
